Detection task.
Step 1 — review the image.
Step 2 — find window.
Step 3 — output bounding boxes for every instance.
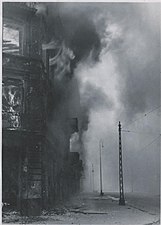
[3,21,23,55]
[2,78,24,129]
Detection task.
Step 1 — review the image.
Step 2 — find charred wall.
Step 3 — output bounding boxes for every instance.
[2,2,83,215]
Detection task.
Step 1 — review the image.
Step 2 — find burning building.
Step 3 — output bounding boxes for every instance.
[2,2,83,216]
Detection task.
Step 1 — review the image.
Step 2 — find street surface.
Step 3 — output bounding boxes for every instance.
[3,192,160,224]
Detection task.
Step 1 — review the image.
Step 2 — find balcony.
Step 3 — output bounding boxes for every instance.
[2,111,45,134]
[3,53,44,75]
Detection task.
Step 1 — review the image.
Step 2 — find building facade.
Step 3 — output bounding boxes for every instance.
[2,2,83,216]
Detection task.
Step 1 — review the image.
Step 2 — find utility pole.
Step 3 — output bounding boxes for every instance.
[92,163,94,192]
[118,121,125,205]
[99,140,104,196]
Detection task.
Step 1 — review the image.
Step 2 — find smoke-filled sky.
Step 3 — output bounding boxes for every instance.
[40,2,160,194]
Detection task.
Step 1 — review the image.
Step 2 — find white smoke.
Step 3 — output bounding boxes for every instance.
[74,3,160,194]
[75,34,121,192]
[40,2,160,194]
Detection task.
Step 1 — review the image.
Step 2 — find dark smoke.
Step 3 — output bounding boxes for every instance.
[42,2,160,121]
[69,22,101,62]
[38,3,160,194]
[38,3,102,63]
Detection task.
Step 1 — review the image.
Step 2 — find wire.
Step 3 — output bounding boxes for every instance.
[122,105,161,129]
[139,135,161,152]
[122,130,160,136]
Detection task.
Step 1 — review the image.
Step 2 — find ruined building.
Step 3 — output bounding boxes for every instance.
[2,2,83,215]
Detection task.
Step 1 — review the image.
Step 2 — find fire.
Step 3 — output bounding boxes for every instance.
[3,85,21,113]
[70,132,80,153]
[43,41,75,80]
[2,83,22,128]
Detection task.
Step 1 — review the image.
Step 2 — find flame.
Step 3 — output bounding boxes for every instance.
[43,41,75,80]
[70,132,80,153]
[2,84,21,128]
[3,85,21,113]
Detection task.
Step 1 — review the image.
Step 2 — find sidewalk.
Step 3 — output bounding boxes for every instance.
[2,192,160,224]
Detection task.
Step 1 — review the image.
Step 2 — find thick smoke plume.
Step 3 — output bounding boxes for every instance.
[39,3,160,194]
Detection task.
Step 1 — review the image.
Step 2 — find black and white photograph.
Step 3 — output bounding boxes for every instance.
[1,1,160,224]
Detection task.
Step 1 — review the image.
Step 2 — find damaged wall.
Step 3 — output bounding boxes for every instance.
[2,2,83,214]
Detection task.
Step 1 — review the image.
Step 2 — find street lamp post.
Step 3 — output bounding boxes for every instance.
[99,139,104,196]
